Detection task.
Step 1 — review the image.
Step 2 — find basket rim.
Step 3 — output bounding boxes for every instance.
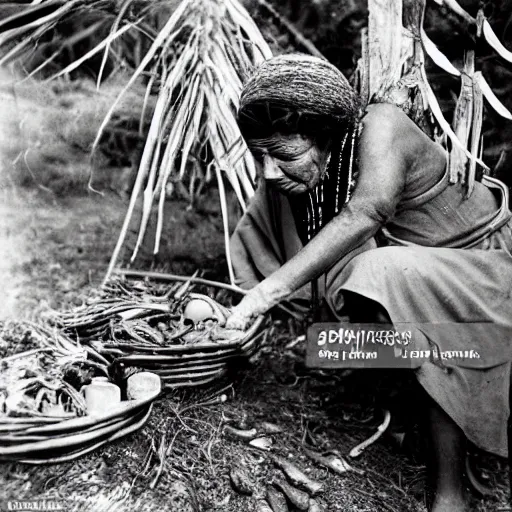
[1,389,159,437]
[0,405,151,456]
[94,315,267,357]
[8,406,152,464]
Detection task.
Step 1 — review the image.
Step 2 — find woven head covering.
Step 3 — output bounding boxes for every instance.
[238,54,360,140]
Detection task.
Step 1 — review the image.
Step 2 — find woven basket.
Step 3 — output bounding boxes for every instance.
[92,315,267,389]
[0,390,158,464]
[49,276,269,390]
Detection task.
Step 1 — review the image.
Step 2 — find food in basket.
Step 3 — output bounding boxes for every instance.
[0,322,159,464]
[0,322,117,421]
[49,278,251,349]
[0,347,87,419]
[44,278,266,391]
[183,298,215,323]
[182,293,230,323]
[1,379,80,419]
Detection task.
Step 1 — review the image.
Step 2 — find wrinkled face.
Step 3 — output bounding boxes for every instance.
[247,134,330,196]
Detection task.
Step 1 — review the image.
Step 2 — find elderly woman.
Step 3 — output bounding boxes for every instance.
[224,54,512,511]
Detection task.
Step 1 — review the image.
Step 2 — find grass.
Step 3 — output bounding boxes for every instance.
[0,69,152,196]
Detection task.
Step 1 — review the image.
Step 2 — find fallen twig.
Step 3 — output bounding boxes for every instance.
[303,447,365,476]
[349,409,391,458]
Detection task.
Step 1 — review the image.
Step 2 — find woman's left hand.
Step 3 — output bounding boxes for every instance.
[225,287,273,330]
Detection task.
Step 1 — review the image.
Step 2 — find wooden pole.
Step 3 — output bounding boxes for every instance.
[367,0,403,101]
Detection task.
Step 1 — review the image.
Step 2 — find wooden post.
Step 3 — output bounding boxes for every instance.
[449,50,474,183]
[364,0,429,133]
[402,0,432,133]
[367,0,404,101]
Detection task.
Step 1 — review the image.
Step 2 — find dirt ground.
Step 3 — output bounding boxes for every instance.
[0,186,509,512]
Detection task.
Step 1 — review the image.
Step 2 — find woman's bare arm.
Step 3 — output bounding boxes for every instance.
[226,105,430,328]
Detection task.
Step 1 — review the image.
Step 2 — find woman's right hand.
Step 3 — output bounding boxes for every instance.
[225,287,272,330]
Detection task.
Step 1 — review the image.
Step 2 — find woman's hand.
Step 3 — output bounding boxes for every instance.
[225,286,273,330]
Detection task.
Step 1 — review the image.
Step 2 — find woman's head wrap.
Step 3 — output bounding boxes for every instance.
[238,54,360,140]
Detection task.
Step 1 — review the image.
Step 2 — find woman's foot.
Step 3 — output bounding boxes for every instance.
[427,401,469,512]
[431,493,468,512]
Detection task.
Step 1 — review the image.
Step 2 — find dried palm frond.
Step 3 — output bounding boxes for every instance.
[98,0,272,284]
[0,0,160,74]
[0,0,271,284]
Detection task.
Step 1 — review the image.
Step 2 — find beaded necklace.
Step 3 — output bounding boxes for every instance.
[289,120,360,246]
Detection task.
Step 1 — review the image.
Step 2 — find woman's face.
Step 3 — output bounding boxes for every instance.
[247,133,330,195]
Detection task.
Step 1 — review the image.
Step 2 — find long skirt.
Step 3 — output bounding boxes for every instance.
[231,182,512,457]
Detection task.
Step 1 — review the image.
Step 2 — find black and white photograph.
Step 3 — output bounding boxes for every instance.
[0,0,512,510]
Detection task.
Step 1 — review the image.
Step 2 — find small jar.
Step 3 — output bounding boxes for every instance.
[126,372,161,400]
[81,377,121,416]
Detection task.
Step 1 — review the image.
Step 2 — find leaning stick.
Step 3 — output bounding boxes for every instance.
[114,269,246,294]
[256,0,325,60]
